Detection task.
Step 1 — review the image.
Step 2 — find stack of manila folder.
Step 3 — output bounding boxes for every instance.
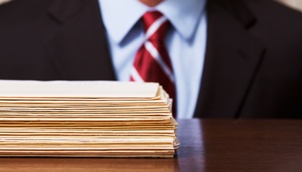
[0,80,179,158]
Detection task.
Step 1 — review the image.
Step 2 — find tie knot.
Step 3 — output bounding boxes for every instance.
[142,11,169,41]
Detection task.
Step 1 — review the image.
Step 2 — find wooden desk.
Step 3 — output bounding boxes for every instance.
[0,119,301,172]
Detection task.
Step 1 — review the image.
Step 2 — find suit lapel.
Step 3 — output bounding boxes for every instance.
[46,0,116,80]
[194,0,266,118]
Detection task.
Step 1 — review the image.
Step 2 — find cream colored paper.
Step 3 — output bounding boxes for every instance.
[0,80,178,158]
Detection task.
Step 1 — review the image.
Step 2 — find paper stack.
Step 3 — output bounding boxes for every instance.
[0,80,179,158]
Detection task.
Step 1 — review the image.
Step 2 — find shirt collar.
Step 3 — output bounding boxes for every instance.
[99,0,207,44]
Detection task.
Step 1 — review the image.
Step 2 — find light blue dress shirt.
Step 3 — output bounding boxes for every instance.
[98,0,207,119]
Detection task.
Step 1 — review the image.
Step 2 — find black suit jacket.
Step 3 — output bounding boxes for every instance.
[0,0,302,118]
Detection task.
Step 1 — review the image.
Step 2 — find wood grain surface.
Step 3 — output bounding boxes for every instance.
[1,119,302,172]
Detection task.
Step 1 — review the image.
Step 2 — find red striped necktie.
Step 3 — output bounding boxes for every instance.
[130,11,176,117]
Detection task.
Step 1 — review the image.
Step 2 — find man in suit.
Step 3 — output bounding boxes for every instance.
[0,0,301,118]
